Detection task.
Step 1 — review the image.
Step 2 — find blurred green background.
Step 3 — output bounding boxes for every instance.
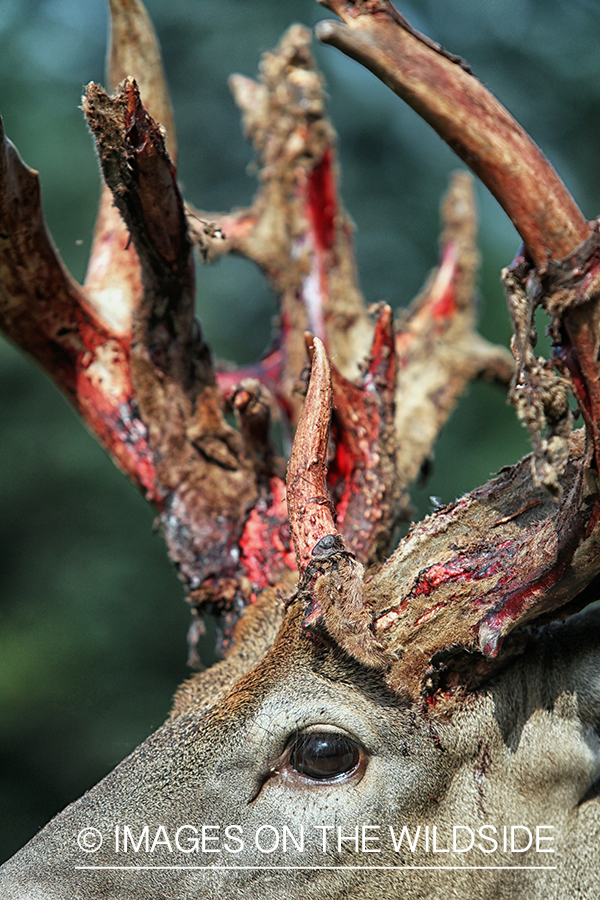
[1,0,600,863]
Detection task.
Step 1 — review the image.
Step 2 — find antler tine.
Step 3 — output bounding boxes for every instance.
[86,0,175,336]
[287,335,338,574]
[316,0,590,265]
[187,25,371,427]
[107,0,176,159]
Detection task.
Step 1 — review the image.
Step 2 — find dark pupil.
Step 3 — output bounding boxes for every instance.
[289,732,360,780]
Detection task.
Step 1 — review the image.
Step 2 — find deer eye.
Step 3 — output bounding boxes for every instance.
[287,731,362,781]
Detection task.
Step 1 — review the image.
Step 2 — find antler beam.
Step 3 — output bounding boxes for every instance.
[315,0,589,265]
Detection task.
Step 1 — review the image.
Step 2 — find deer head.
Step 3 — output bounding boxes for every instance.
[2,1,600,898]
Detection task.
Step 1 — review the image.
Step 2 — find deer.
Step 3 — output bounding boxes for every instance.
[2,0,600,897]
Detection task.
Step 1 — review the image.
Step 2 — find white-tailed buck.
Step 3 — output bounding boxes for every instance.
[2,1,600,898]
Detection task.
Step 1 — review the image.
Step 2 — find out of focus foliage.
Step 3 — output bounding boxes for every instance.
[1,0,600,862]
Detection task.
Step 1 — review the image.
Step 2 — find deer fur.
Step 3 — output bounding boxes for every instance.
[2,598,600,898]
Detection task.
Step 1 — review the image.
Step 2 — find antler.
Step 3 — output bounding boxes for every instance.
[309,0,600,700]
[286,335,336,574]
[187,24,371,422]
[0,0,294,647]
[5,0,574,694]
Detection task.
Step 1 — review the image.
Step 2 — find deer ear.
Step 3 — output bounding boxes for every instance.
[169,590,286,718]
[541,607,600,728]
